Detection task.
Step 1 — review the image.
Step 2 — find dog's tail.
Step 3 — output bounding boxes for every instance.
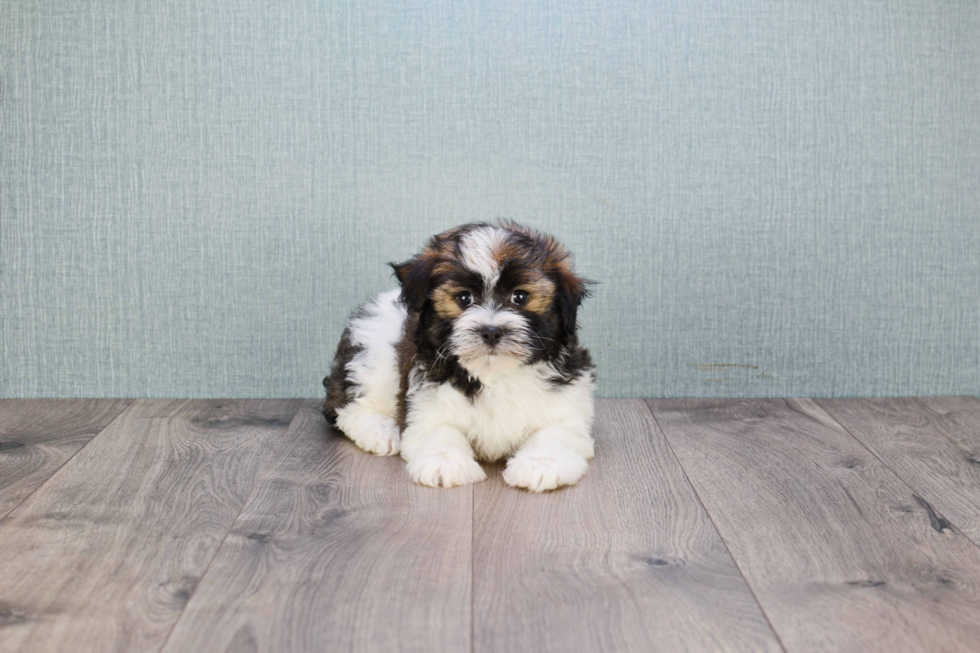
[321,375,339,426]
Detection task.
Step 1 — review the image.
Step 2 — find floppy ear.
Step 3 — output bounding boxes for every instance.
[389,257,435,313]
[554,268,592,338]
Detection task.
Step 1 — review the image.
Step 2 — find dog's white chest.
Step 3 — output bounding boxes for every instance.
[430,364,577,460]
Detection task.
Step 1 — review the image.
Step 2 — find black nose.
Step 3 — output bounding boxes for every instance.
[480,325,504,346]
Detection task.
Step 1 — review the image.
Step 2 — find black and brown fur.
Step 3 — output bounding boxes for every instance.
[323,222,594,428]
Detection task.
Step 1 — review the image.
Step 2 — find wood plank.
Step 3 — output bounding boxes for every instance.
[0,399,132,518]
[0,399,302,653]
[473,399,782,653]
[648,398,980,653]
[160,400,472,653]
[817,397,980,544]
[915,395,980,414]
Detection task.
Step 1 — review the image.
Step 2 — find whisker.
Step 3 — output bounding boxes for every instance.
[433,340,454,366]
[529,330,558,351]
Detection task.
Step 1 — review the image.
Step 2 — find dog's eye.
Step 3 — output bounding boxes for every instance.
[511,290,529,306]
[456,291,473,308]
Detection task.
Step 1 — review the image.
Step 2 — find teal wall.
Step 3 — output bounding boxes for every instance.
[2,1,978,399]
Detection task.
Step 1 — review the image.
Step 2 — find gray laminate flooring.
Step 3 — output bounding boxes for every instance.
[1,396,979,652]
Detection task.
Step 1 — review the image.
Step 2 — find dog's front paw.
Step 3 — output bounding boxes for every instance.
[346,413,401,456]
[503,447,589,492]
[407,451,486,488]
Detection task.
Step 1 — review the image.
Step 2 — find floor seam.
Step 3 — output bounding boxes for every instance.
[0,398,136,522]
[642,399,790,653]
[813,398,980,554]
[156,398,307,653]
[470,481,476,653]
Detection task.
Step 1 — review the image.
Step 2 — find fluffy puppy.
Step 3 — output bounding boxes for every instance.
[322,222,595,491]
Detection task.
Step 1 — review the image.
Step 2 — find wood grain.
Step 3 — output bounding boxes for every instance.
[0,399,132,518]
[916,396,980,413]
[648,398,980,653]
[473,399,782,653]
[160,401,473,653]
[0,399,302,653]
[818,397,980,544]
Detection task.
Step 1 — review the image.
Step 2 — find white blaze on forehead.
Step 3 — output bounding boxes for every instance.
[460,226,509,288]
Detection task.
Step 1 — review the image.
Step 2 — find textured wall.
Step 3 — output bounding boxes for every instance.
[2,0,978,399]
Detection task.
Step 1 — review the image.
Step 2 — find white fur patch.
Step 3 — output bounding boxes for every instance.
[335,407,400,455]
[343,288,405,413]
[401,360,595,470]
[333,289,406,455]
[502,426,591,492]
[459,225,509,288]
[407,450,487,488]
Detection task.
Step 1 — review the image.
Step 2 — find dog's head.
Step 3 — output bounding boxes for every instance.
[391,222,590,378]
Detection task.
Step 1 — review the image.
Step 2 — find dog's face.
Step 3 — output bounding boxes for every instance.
[392,223,589,378]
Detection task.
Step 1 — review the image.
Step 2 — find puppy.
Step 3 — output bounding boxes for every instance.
[322,222,595,491]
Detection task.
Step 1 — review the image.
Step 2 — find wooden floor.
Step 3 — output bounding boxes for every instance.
[2,398,980,652]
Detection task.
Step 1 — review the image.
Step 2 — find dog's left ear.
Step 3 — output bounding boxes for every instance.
[554,267,593,339]
[389,257,435,313]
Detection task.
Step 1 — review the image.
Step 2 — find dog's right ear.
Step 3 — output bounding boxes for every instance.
[389,257,434,313]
